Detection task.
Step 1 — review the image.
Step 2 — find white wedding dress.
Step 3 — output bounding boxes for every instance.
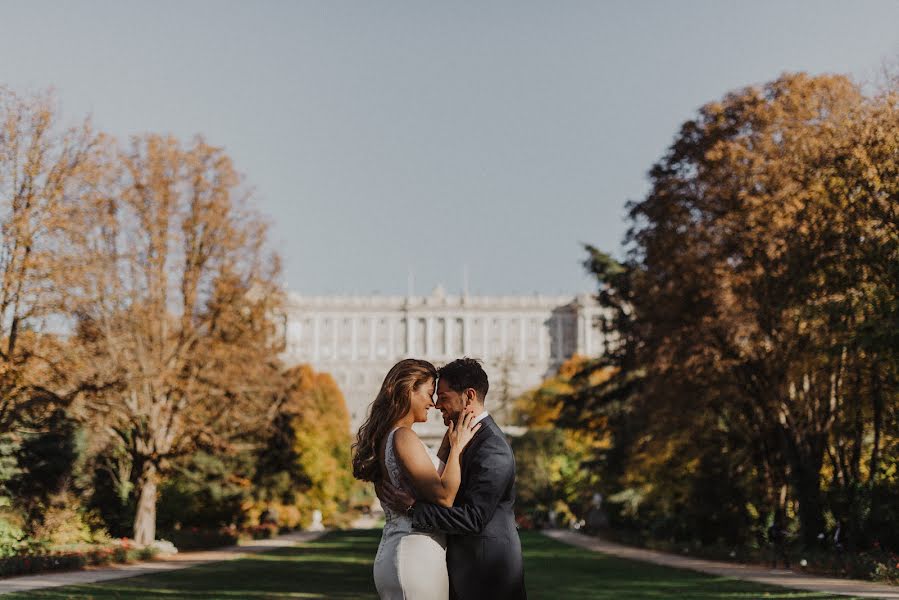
[373,427,449,599]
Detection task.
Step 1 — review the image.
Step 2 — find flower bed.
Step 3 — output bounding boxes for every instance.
[0,539,157,578]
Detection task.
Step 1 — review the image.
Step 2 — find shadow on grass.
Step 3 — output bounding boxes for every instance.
[3,530,863,599]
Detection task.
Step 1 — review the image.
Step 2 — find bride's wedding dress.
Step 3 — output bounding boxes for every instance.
[373,427,449,599]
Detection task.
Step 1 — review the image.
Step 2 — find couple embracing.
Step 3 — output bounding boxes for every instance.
[352,358,527,600]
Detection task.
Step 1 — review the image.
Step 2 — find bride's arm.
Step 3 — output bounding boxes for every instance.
[392,413,480,508]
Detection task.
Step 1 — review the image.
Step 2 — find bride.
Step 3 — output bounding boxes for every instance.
[352,358,481,599]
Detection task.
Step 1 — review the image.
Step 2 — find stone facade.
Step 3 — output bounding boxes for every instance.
[281,287,606,436]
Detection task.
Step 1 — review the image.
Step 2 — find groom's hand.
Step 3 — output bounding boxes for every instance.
[376,480,415,514]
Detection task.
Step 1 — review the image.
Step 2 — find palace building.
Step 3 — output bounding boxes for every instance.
[281,287,605,438]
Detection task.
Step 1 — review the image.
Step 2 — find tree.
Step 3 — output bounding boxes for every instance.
[69,134,283,545]
[280,365,356,526]
[512,356,609,526]
[0,88,105,430]
[563,73,899,549]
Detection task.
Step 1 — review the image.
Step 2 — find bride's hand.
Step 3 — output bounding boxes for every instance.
[448,410,481,451]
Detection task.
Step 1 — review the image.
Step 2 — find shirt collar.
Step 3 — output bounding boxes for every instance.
[471,411,490,426]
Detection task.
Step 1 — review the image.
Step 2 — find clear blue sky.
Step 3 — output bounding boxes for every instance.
[2,1,897,295]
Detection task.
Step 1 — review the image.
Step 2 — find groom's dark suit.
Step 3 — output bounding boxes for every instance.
[411,415,526,600]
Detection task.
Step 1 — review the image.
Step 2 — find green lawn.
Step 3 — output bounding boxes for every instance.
[4,530,861,599]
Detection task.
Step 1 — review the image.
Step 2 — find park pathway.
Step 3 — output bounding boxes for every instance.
[545,529,899,599]
[0,530,326,596]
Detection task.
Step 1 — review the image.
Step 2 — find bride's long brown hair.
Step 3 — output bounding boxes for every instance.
[352,358,437,483]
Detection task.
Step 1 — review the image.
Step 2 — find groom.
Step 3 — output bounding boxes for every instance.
[381,358,527,600]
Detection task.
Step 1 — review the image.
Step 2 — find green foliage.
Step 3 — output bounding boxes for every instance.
[0,517,25,558]
[512,428,599,527]
[7,410,79,525]
[0,432,22,513]
[87,445,136,539]
[157,451,254,532]
[252,413,310,505]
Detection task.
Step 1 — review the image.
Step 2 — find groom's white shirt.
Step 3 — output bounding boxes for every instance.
[471,410,490,426]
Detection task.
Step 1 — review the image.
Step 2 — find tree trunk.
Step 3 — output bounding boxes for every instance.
[869,364,883,483]
[790,440,826,547]
[134,460,159,546]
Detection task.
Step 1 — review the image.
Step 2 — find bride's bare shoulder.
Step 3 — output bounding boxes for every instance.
[392,427,425,454]
[392,426,419,443]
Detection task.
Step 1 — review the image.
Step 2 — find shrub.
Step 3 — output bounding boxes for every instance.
[161,527,239,551]
[29,498,97,546]
[0,516,25,558]
[243,523,279,540]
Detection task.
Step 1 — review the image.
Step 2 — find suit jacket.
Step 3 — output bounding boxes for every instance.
[412,415,527,600]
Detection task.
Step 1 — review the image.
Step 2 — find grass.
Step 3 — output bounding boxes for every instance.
[3,530,865,599]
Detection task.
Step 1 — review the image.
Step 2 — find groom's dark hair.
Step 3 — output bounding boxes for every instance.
[438,358,489,402]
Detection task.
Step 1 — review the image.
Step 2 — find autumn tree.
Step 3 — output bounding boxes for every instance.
[512,356,610,526]
[563,73,899,549]
[253,364,357,528]
[67,134,283,545]
[0,88,106,430]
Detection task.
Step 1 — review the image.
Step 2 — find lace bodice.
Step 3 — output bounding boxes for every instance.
[383,427,442,524]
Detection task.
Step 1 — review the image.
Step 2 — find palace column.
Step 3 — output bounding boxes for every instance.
[462,316,471,355]
[426,316,434,356]
[538,317,547,361]
[405,314,414,357]
[332,320,338,361]
[388,317,396,357]
[519,315,526,360]
[313,316,321,362]
[501,316,509,357]
[447,317,454,356]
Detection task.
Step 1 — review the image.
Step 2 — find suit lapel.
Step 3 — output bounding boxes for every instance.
[461,415,495,466]
[455,416,497,505]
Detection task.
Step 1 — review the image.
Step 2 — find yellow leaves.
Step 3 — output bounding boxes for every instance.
[281,364,358,526]
[558,355,588,379]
